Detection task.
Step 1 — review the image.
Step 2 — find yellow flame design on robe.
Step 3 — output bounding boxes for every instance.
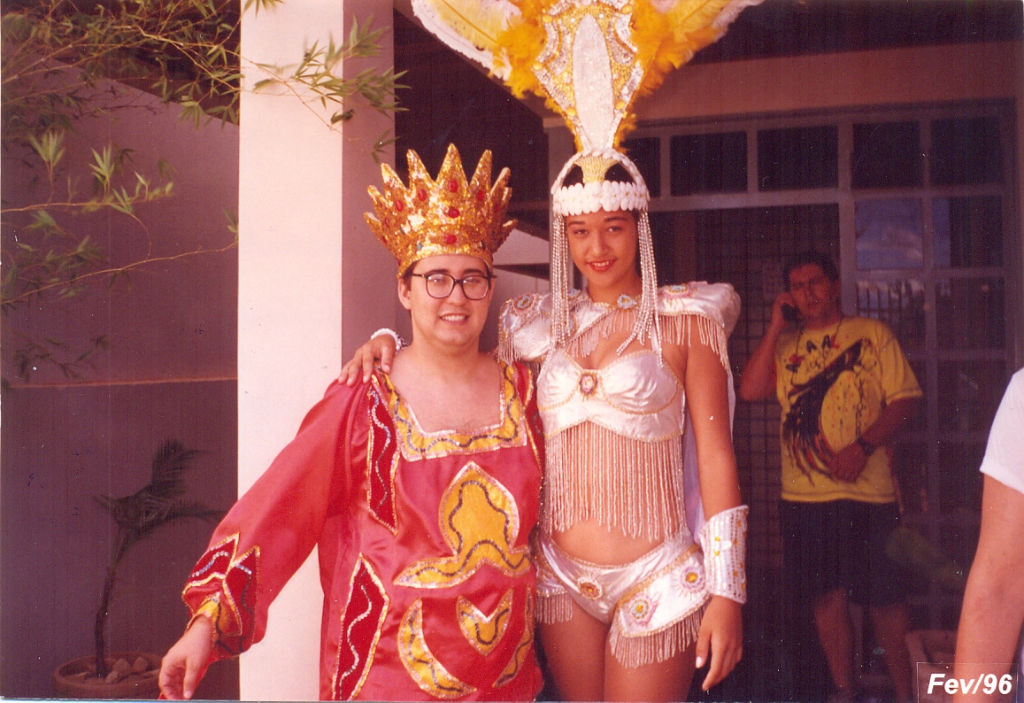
[398,599,477,699]
[457,590,514,656]
[395,463,531,588]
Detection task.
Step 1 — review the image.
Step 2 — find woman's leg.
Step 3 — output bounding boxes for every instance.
[604,638,696,702]
[538,598,609,701]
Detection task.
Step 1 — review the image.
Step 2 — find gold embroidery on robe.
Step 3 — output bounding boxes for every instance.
[381,364,525,460]
[457,590,513,656]
[495,592,534,688]
[398,599,477,699]
[332,557,390,701]
[184,533,260,653]
[366,381,400,534]
[395,463,531,588]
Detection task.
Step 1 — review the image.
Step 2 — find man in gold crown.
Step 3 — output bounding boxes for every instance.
[159,144,546,701]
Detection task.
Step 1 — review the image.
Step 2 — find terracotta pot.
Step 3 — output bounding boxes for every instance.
[53,651,162,699]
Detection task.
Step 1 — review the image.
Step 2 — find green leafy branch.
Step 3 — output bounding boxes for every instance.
[2,128,175,313]
[2,0,403,382]
[4,332,109,390]
[252,16,405,131]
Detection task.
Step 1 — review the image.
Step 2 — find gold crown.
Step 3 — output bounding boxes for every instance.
[365,144,515,275]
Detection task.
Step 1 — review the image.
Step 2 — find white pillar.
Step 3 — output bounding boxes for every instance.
[238,1,394,698]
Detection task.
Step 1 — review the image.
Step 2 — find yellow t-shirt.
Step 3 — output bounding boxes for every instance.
[774,315,922,503]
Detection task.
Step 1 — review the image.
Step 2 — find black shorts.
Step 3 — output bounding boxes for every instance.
[779,499,906,607]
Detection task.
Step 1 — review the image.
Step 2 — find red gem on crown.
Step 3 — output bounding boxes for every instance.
[364,145,514,276]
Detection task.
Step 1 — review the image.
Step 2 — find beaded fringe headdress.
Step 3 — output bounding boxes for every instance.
[548,150,658,354]
[411,0,761,350]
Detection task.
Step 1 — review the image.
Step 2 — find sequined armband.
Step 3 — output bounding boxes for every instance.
[371,327,406,351]
[699,505,748,605]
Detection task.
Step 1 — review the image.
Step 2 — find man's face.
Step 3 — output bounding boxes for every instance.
[787,263,841,327]
[398,254,493,352]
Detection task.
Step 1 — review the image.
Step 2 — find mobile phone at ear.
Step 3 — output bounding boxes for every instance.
[782,304,799,323]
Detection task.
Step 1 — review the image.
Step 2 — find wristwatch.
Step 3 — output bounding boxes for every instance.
[855,436,876,456]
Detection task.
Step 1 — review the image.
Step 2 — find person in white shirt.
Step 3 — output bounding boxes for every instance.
[954,368,1024,703]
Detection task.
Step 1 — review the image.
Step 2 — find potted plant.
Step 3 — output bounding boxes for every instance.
[52,439,223,699]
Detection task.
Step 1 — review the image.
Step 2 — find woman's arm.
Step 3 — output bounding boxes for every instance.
[339,293,552,385]
[682,336,742,516]
[339,331,400,385]
[669,332,745,690]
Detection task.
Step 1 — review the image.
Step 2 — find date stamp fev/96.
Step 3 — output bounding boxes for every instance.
[919,664,1020,703]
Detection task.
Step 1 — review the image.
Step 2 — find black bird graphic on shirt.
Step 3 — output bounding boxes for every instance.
[782,339,864,482]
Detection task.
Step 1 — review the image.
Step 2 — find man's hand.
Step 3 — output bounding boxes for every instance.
[828,397,916,483]
[739,291,797,403]
[829,441,870,482]
[769,291,798,331]
[694,595,743,690]
[338,333,398,385]
[159,616,213,700]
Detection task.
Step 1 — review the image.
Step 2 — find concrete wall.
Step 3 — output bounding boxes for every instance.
[236,0,396,698]
[635,42,1022,122]
[0,85,240,698]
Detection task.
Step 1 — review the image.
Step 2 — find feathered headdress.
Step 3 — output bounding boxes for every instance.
[412,0,761,348]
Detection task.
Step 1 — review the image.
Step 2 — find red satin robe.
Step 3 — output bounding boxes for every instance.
[181,361,545,700]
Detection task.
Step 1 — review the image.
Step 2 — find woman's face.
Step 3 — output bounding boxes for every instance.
[564,209,641,296]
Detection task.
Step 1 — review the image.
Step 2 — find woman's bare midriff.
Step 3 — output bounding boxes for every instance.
[550,518,664,565]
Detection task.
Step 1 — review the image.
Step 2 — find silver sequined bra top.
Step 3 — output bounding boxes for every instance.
[497,283,741,540]
[536,349,684,442]
[536,347,688,540]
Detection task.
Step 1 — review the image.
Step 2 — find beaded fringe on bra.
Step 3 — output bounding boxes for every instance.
[543,423,686,542]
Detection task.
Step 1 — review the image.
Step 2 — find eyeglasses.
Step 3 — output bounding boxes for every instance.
[409,272,494,300]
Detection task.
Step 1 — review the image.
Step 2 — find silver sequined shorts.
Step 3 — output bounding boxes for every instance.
[535,531,710,643]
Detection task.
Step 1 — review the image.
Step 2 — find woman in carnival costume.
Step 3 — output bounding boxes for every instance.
[342,1,761,699]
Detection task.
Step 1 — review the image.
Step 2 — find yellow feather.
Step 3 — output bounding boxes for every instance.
[633,0,736,98]
[415,0,759,148]
[413,0,520,72]
[494,0,552,100]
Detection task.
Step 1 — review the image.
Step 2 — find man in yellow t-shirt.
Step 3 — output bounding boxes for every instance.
[740,252,921,703]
